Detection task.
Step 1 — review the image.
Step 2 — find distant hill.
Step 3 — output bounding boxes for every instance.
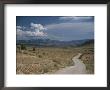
[16,39,94,47]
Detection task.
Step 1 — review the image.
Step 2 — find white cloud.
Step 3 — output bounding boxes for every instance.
[16,26,22,29]
[17,29,23,36]
[36,30,47,36]
[59,16,93,20]
[16,24,47,40]
[30,22,46,31]
[17,29,47,37]
[16,26,26,30]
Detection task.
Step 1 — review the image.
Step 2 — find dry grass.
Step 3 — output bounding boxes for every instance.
[80,53,94,74]
[16,47,77,74]
[16,44,94,74]
[79,44,94,74]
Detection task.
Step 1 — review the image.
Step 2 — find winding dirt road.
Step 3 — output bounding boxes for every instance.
[55,53,87,74]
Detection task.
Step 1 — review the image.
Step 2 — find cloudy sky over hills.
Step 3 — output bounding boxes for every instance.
[16,16,94,41]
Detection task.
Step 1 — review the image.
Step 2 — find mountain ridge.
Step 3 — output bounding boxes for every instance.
[16,39,94,47]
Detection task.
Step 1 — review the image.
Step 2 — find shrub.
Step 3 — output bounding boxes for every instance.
[42,52,46,55]
[38,55,42,58]
[21,44,26,50]
[33,47,36,51]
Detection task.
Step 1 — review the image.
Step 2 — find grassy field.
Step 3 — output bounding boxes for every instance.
[16,44,94,74]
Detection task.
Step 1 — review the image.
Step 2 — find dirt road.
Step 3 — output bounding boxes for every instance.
[55,53,87,74]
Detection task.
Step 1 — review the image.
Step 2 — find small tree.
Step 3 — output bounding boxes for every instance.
[21,44,26,50]
[33,47,36,51]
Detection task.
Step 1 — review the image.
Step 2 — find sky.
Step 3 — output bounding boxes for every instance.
[16,16,94,41]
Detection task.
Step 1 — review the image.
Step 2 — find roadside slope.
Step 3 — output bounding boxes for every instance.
[55,53,87,74]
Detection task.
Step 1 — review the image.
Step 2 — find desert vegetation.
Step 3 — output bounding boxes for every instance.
[16,45,78,74]
[16,43,94,74]
[79,44,94,74]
